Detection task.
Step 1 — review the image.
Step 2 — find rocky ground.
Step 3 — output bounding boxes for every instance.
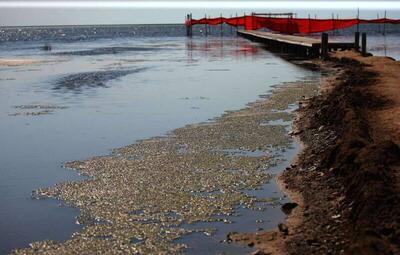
[231,51,400,255]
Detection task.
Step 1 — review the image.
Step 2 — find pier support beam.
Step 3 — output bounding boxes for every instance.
[186,13,193,37]
[355,32,360,51]
[361,32,367,56]
[321,33,329,59]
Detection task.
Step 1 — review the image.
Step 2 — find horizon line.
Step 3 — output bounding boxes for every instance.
[0,1,399,9]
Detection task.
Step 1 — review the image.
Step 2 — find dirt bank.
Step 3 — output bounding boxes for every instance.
[231,51,400,254]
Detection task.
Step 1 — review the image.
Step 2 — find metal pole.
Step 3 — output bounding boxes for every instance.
[186,14,189,36]
[220,13,223,36]
[205,14,208,37]
[337,14,339,35]
[208,15,211,35]
[383,10,387,35]
[308,14,311,34]
[356,8,360,32]
[236,12,238,32]
[190,13,193,37]
[243,12,246,30]
[230,15,233,35]
[377,13,380,33]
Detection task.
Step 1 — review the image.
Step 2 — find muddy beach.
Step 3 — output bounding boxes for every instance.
[232,51,400,254]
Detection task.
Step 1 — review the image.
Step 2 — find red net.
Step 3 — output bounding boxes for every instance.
[187,16,400,34]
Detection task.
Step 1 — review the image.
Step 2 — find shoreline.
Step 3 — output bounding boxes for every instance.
[231,51,400,254]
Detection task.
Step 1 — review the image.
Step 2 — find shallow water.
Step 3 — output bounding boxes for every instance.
[1,23,396,254]
[175,141,300,254]
[0,29,317,254]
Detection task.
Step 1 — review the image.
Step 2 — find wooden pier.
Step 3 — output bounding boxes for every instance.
[237,30,362,58]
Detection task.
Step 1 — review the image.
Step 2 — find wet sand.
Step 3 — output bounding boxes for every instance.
[11,75,319,254]
[231,51,400,254]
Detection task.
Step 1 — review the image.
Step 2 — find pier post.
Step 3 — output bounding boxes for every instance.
[321,33,329,59]
[383,10,387,35]
[190,13,193,37]
[361,33,367,56]
[205,14,208,37]
[220,13,223,37]
[186,14,189,36]
[355,32,360,51]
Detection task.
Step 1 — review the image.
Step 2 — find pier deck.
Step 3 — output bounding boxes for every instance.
[238,30,357,58]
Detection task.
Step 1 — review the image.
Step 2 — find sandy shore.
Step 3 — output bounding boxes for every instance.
[231,51,400,254]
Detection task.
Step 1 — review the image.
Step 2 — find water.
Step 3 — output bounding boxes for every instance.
[0,23,398,254]
[0,24,313,254]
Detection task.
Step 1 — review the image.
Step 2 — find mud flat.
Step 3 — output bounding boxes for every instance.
[11,74,319,254]
[231,51,400,254]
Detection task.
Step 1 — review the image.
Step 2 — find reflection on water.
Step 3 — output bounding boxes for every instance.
[186,38,261,61]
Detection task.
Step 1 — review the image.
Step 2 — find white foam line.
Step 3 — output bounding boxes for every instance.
[0,1,399,9]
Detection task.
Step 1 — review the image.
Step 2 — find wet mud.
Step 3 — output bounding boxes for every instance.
[231,52,400,255]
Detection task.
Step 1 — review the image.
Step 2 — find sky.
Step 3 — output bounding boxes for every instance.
[0,1,399,26]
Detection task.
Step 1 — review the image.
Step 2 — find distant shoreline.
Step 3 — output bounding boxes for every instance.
[0,23,183,29]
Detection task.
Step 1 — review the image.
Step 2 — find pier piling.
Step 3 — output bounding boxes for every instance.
[321,33,329,59]
[355,32,360,51]
[361,33,367,56]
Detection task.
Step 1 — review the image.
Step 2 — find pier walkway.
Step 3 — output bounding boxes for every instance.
[237,30,357,58]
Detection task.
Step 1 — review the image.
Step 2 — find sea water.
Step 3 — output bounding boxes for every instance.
[0,23,397,254]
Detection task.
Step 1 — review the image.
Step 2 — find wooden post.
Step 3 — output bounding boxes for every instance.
[355,32,360,51]
[361,32,367,56]
[204,14,208,37]
[321,33,329,59]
